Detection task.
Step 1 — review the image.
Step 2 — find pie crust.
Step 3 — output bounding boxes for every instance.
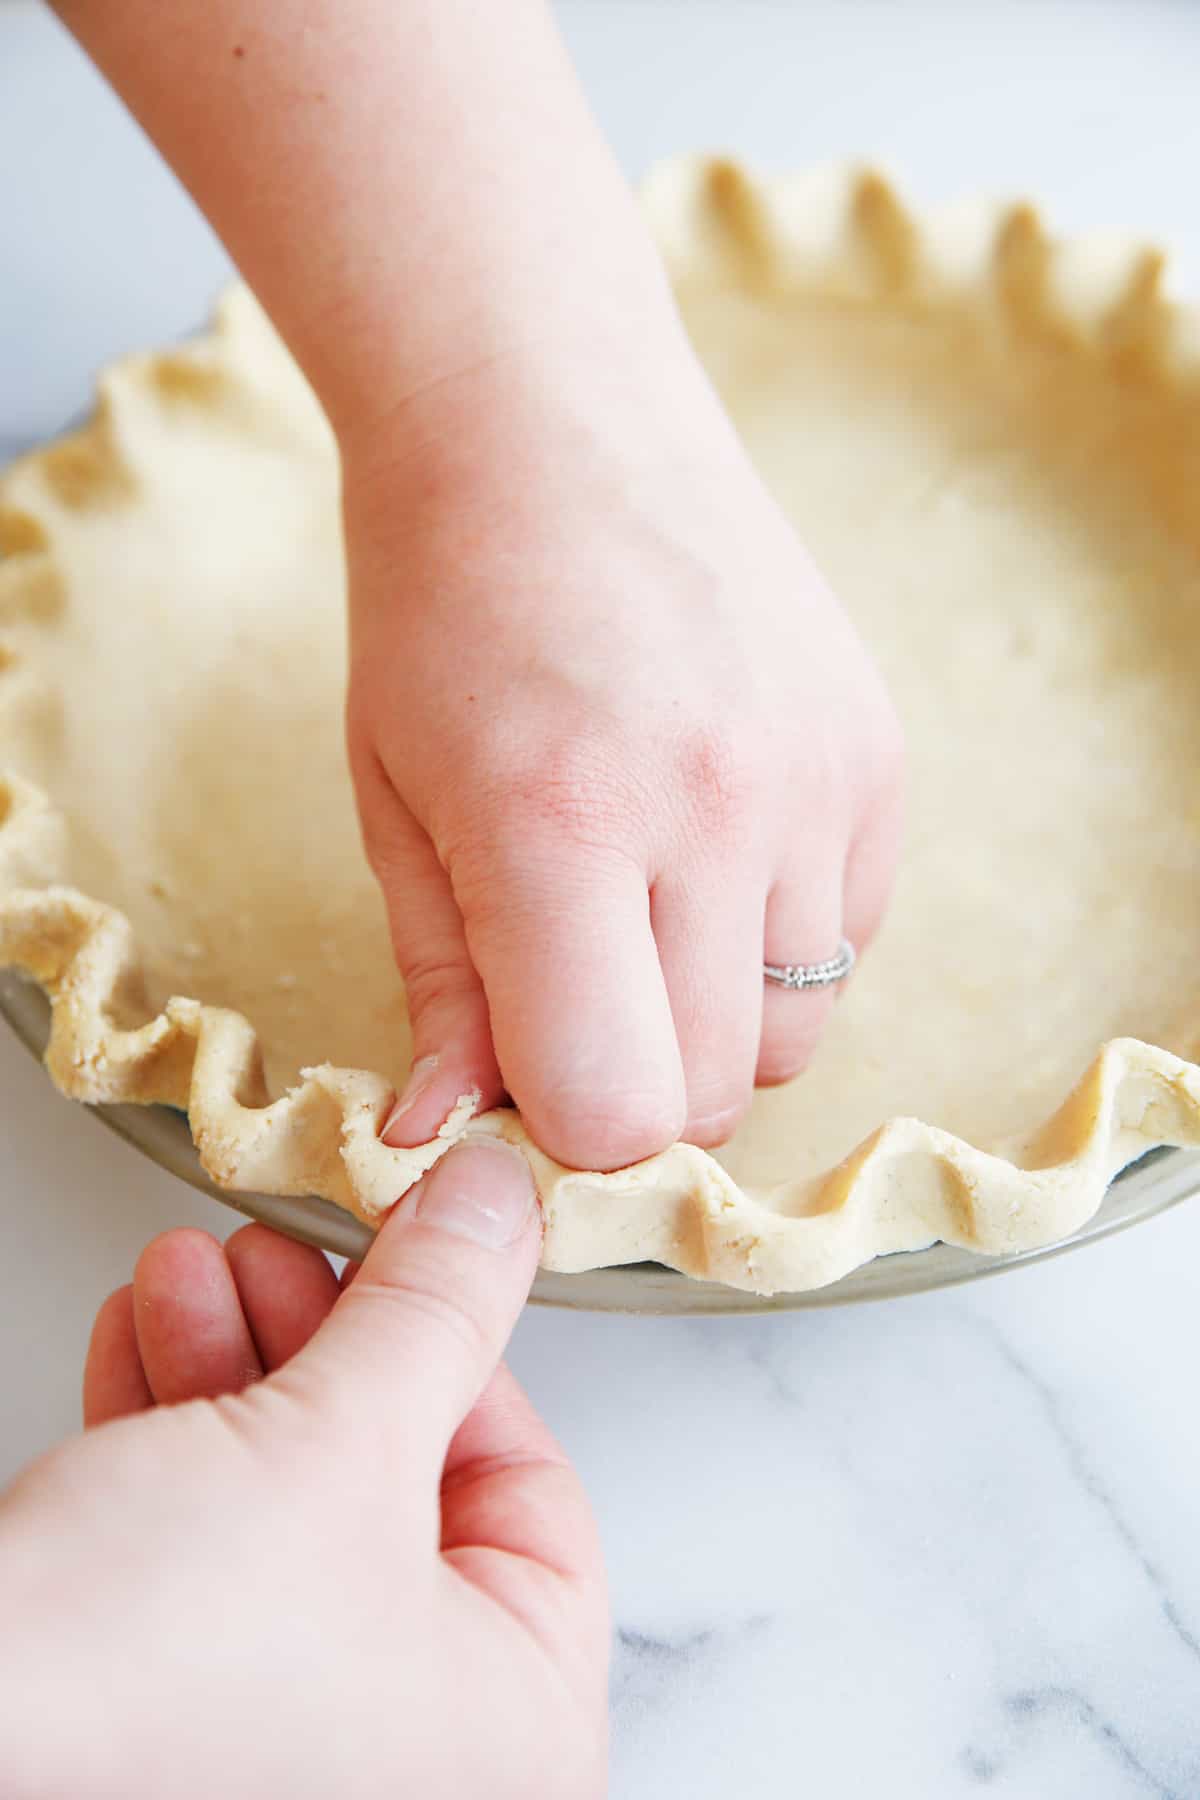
[3,157,1200,1294]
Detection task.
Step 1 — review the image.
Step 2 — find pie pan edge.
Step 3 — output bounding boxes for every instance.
[2,156,1200,1296]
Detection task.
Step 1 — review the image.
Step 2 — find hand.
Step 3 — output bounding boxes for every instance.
[54,0,904,1176]
[346,330,904,1172]
[0,1141,608,1800]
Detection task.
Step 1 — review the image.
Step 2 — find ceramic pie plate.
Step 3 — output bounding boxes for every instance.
[3,156,1200,1304]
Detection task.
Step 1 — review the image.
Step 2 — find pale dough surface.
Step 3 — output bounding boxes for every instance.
[2,159,1199,1292]
[711,288,1200,1186]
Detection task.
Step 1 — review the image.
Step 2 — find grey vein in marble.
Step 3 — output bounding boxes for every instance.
[612,1616,772,1714]
[977,1316,1200,1670]
[1005,1685,1181,1800]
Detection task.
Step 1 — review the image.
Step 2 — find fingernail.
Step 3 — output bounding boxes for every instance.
[411,1138,536,1249]
[381,1055,440,1140]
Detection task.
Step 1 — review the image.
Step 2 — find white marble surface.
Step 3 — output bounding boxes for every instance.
[3,2,1200,1792]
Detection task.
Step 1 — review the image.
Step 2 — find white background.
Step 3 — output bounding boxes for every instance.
[4,3,1200,1794]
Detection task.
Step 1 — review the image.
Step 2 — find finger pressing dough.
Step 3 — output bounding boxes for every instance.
[2,157,1199,1292]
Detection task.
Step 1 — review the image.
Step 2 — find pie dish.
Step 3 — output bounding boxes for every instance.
[2,156,1200,1296]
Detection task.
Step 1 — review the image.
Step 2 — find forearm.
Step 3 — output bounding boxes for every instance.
[53,0,676,434]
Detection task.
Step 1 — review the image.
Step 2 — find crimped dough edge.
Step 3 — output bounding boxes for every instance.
[2,156,1199,1295]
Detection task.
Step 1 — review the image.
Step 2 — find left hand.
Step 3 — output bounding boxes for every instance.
[0,1140,608,1800]
[345,336,904,1173]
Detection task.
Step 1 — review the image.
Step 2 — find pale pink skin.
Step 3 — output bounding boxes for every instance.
[345,348,903,1170]
[10,4,904,1781]
[0,1142,608,1799]
[55,0,904,1171]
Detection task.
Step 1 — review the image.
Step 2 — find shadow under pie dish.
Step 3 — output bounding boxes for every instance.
[2,156,1200,1298]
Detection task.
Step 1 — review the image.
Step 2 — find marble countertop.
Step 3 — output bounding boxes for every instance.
[4,2,1200,1792]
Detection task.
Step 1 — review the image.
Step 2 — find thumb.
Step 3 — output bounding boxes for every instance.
[292,1137,541,1469]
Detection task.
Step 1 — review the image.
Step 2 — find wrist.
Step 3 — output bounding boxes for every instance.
[335,261,732,527]
[320,206,681,450]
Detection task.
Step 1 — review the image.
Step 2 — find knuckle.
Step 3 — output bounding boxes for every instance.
[399,953,478,1015]
[348,769,401,879]
[507,747,638,852]
[447,739,646,881]
[350,1270,490,1365]
[674,724,755,839]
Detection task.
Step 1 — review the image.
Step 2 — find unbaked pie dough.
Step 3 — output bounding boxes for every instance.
[2,159,1200,1293]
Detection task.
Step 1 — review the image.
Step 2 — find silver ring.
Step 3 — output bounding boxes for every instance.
[763,939,856,992]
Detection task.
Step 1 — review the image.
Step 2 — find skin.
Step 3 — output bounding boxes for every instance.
[53,0,904,1171]
[0,1141,609,1799]
[6,8,904,1786]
